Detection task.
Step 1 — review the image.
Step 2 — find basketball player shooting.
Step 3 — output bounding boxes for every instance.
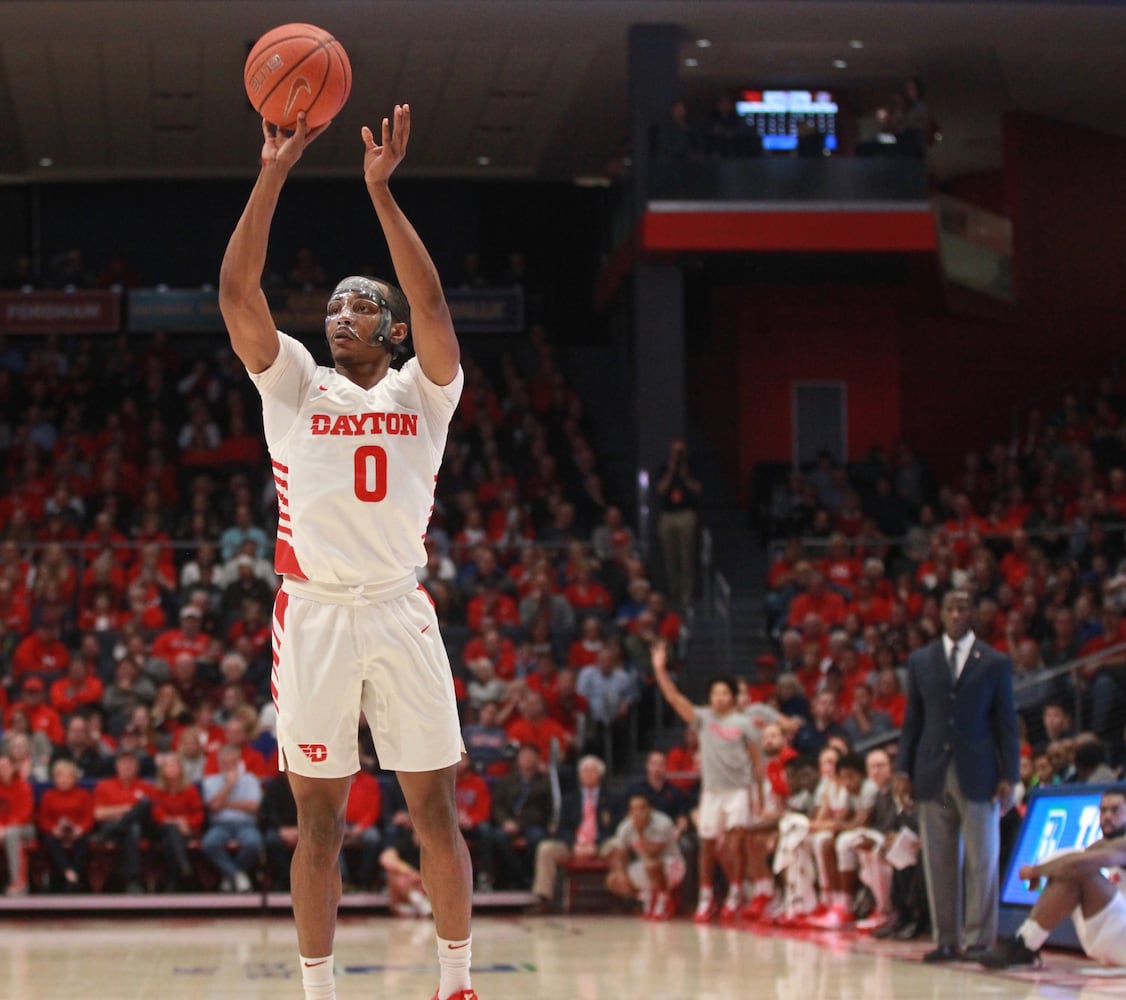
[219,106,477,1000]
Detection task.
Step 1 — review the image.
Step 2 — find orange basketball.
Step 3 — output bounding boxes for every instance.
[244,23,351,130]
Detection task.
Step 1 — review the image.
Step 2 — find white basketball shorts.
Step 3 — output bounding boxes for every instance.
[697,788,752,839]
[1074,891,1126,966]
[272,584,464,778]
[628,856,687,892]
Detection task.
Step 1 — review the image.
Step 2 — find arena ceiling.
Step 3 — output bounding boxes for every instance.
[1,0,1124,184]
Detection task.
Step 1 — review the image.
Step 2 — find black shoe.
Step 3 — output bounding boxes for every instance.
[977,937,1041,969]
[963,944,990,962]
[892,920,919,941]
[872,918,905,940]
[922,945,963,963]
[525,896,553,916]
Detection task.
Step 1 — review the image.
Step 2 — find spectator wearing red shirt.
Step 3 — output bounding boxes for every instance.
[340,768,384,890]
[642,592,683,648]
[846,578,894,627]
[821,533,863,595]
[0,751,35,894]
[83,510,130,567]
[524,652,561,706]
[8,677,65,746]
[787,571,847,629]
[11,620,71,682]
[93,750,155,892]
[505,689,573,762]
[547,667,589,740]
[563,561,614,616]
[567,615,606,670]
[0,576,31,635]
[150,751,204,891]
[871,666,906,727]
[150,605,211,665]
[999,529,1033,589]
[38,758,94,891]
[204,717,268,778]
[50,658,105,720]
[665,725,700,798]
[462,625,517,682]
[454,753,494,890]
[465,580,521,634]
[120,579,167,634]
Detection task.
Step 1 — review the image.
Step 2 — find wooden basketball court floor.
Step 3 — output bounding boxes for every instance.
[4,912,1126,1000]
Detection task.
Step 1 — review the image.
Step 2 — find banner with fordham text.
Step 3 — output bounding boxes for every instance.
[0,290,121,334]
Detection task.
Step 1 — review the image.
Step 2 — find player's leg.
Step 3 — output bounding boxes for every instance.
[288,774,351,955]
[398,766,474,1000]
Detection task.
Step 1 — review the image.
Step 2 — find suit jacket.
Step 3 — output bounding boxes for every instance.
[491,771,553,830]
[555,784,615,845]
[898,636,1019,803]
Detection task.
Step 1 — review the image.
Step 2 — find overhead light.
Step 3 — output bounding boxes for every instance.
[38,156,54,167]
[695,38,712,48]
[684,57,699,68]
[475,155,491,166]
[833,59,848,69]
[849,39,864,49]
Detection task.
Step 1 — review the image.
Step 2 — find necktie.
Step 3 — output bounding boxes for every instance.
[948,641,959,683]
[577,791,597,846]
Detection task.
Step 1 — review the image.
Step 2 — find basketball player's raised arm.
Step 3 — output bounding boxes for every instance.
[220,114,327,373]
[362,105,460,387]
[652,640,696,725]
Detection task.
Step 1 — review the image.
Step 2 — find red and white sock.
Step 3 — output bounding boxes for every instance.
[437,934,472,999]
[299,953,334,1000]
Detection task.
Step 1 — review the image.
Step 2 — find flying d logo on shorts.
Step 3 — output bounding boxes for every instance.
[298,743,329,763]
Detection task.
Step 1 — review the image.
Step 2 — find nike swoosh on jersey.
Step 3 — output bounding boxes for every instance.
[283,77,312,120]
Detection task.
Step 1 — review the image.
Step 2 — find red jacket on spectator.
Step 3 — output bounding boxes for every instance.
[846,595,893,626]
[203,744,268,777]
[563,580,613,615]
[93,776,154,815]
[787,589,847,628]
[151,627,211,665]
[462,634,517,681]
[665,746,699,794]
[50,672,105,717]
[455,769,492,827]
[345,771,383,829]
[465,591,520,633]
[12,631,71,680]
[8,700,65,746]
[567,638,603,670]
[0,772,34,826]
[505,715,572,761]
[547,691,589,736]
[0,590,31,634]
[150,784,204,836]
[38,784,94,836]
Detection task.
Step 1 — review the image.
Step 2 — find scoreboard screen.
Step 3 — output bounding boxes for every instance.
[735,89,839,152]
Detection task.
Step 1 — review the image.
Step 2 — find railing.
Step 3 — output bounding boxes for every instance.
[713,571,732,668]
[852,638,1126,758]
[933,193,1014,302]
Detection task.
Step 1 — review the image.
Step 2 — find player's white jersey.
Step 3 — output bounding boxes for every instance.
[249,333,463,590]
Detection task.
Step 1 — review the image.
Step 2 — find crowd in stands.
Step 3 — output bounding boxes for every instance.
[0,304,694,900]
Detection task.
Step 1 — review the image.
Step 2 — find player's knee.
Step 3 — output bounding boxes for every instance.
[299,807,345,863]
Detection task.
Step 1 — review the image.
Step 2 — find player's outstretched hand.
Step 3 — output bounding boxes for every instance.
[261,113,330,171]
[363,104,411,186]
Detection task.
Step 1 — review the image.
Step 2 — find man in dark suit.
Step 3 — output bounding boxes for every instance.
[525,754,616,913]
[897,590,1020,963]
[488,744,553,890]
